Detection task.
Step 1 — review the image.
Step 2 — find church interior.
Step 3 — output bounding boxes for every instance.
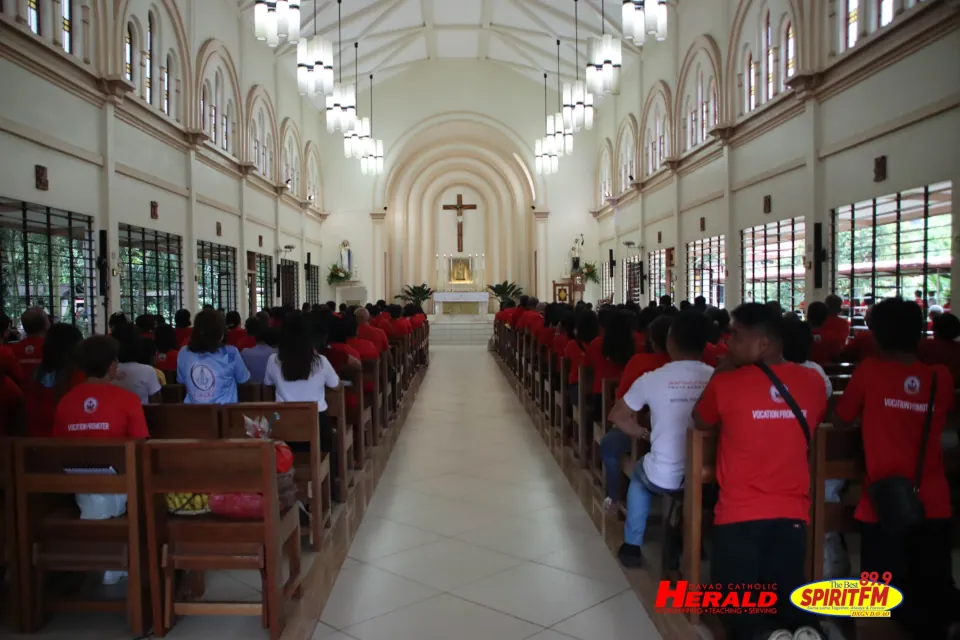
[0,0,958,638]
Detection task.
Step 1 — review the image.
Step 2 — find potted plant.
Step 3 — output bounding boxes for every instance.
[487,281,523,306]
[580,261,600,284]
[395,283,435,306]
[326,263,351,286]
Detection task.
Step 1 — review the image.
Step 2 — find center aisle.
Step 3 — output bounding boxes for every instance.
[314,346,662,640]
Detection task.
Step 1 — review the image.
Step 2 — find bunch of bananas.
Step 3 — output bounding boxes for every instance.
[165,493,209,514]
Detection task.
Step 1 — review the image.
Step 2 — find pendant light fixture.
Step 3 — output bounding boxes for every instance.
[557,39,572,156]
[361,73,384,176]
[325,1,355,134]
[298,1,333,97]
[536,72,557,175]
[587,0,620,95]
[255,1,299,46]
[562,0,591,132]
[621,1,667,45]
[345,42,361,158]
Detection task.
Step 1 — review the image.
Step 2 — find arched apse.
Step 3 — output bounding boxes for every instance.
[383,118,536,297]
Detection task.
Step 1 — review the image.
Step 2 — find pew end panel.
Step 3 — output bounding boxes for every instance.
[325,386,355,503]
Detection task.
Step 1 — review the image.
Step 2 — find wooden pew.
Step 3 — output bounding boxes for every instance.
[593,378,618,489]
[141,440,302,640]
[237,382,263,403]
[553,357,570,449]
[324,386,355,503]
[0,438,21,632]
[682,428,717,623]
[160,385,185,403]
[362,357,383,447]
[575,364,594,464]
[221,403,331,549]
[810,424,862,581]
[144,405,221,440]
[14,439,146,635]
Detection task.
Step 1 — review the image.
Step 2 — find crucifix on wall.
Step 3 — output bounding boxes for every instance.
[442,193,477,253]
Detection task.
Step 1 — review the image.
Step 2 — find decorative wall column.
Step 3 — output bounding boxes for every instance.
[50,0,62,48]
[371,211,386,302]
[790,76,827,300]
[534,210,549,300]
[183,132,205,315]
[714,126,738,307]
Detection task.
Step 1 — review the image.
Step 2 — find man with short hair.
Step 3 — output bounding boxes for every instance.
[693,303,826,640]
[355,308,390,354]
[608,312,713,567]
[809,295,849,364]
[12,307,48,378]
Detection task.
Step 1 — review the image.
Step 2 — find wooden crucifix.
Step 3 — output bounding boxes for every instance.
[442,193,477,253]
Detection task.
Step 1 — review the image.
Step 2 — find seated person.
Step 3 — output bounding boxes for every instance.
[11,307,48,379]
[264,312,339,407]
[608,311,713,566]
[177,309,250,404]
[919,312,960,384]
[840,307,877,362]
[23,323,84,437]
[53,335,149,439]
[241,317,277,384]
[808,296,849,364]
[552,310,576,371]
[694,303,826,640]
[154,324,180,382]
[834,298,960,640]
[616,316,672,399]
[134,314,156,338]
[174,308,193,346]
[584,309,635,419]
[564,310,599,407]
[110,324,162,404]
[139,337,167,387]
[0,369,24,435]
[226,311,255,349]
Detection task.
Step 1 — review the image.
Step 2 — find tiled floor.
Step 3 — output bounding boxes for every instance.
[317,346,661,640]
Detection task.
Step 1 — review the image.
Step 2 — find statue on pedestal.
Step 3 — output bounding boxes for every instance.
[570,234,583,274]
[339,240,352,278]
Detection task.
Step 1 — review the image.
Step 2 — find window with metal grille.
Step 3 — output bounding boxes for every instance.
[62,0,72,53]
[832,182,952,315]
[621,254,643,303]
[118,224,183,324]
[252,253,273,312]
[687,235,726,308]
[279,258,299,308]
[741,217,805,312]
[27,0,39,34]
[0,198,97,335]
[305,264,320,306]
[599,260,615,303]
[648,249,671,303]
[125,24,133,81]
[197,241,237,312]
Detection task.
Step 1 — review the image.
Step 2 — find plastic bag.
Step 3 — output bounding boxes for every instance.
[243,413,293,473]
[65,467,127,520]
[209,493,264,519]
[166,493,209,515]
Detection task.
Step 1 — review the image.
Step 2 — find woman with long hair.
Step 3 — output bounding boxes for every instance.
[23,323,84,436]
[177,309,250,404]
[563,310,599,406]
[174,308,192,346]
[110,323,162,404]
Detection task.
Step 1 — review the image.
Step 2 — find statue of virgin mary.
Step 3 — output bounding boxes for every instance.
[339,240,352,276]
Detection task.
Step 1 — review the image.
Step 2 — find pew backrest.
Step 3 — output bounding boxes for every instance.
[144,404,221,439]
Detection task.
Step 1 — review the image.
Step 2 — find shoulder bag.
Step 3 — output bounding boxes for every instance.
[755,362,811,446]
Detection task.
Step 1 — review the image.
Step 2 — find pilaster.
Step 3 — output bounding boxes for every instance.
[371,211,387,302]
[534,210,549,299]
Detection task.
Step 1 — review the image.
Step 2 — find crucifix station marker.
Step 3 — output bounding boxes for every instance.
[442,193,477,253]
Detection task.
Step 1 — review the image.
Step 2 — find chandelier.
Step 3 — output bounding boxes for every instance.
[535,73,559,175]
[563,0,594,134]
[325,0,355,134]
[297,2,334,97]
[555,40,573,155]
[621,0,668,45]
[254,1,300,48]
[587,0,621,95]
[360,74,384,176]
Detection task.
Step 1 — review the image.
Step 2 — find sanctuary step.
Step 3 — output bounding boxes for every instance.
[426,315,494,346]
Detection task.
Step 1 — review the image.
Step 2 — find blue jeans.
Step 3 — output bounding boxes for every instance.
[600,427,632,499]
[625,457,672,546]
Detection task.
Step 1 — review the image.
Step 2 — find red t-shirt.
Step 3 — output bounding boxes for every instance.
[917,339,960,385]
[842,330,876,362]
[617,352,670,399]
[507,307,526,327]
[527,314,545,336]
[536,326,554,347]
[327,343,361,409]
[0,345,24,386]
[553,334,570,370]
[564,340,586,384]
[10,336,44,378]
[347,337,378,394]
[392,317,412,336]
[696,363,827,525]
[226,328,255,350]
[634,332,647,353]
[52,382,149,439]
[584,336,626,395]
[410,315,426,330]
[155,349,179,373]
[358,324,389,353]
[810,315,849,364]
[834,358,954,522]
[515,310,539,331]
[702,342,719,367]
[175,327,193,347]
[494,310,509,324]
[23,369,86,437]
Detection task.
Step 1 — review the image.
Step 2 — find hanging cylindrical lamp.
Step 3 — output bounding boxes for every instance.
[266,4,279,47]
[656,0,668,41]
[255,0,268,40]
[276,0,289,39]
[288,3,300,43]
[297,39,310,94]
[584,92,594,130]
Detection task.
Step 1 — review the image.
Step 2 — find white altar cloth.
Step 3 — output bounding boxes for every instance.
[434,292,490,303]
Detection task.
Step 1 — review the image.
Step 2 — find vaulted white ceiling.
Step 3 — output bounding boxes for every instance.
[239,0,642,89]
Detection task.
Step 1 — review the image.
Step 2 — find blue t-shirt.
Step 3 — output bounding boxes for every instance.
[177,346,250,405]
[241,343,277,384]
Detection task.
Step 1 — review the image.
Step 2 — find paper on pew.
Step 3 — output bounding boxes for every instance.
[64,466,117,475]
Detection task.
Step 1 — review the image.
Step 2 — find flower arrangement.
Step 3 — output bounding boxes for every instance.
[327,263,351,286]
[580,261,600,284]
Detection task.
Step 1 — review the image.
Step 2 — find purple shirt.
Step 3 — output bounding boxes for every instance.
[241,343,277,384]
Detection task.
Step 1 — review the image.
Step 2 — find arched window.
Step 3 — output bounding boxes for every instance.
[765,11,774,100]
[698,69,707,141]
[783,21,795,88]
[879,0,894,26]
[200,85,209,138]
[257,110,266,172]
[307,155,320,202]
[656,114,665,166]
[146,14,154,105]
[212,72,222,145]
[162,55,170,115]
[646,128,655,175]
[709,78,718,127]
[846,0,859,49]
[265,134,273,179]
[746,52,756,112]
[618,138,634,192]
[62,1,72,53]
[27,0,39,35]
[222,101,232,152]
[125,24,134,82]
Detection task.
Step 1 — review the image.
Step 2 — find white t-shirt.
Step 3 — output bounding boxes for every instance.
[112,362,162,405]
[263,353,340,411]
[801,360,833,398]
[623,360,715,490]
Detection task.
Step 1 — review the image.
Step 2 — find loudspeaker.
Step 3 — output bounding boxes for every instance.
[609,248,615,271]
[276,264,281,298]
[97,229,108,296]
[813,222,824,289]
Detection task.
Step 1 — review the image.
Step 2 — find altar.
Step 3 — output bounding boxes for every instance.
[434,291,490,315]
